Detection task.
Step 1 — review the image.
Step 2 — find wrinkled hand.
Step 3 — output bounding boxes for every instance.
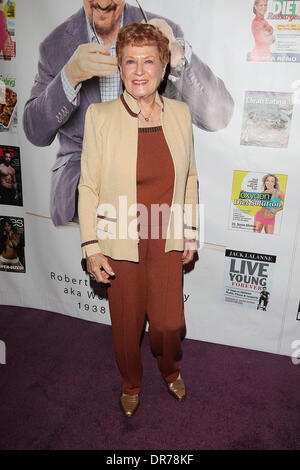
[87,252,115,284]
[182,238,197,265]
[146,18,175,44]
[143,18,184,68]
[65,43,118,88]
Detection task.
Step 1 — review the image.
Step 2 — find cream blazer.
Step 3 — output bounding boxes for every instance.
[78,90,199,262]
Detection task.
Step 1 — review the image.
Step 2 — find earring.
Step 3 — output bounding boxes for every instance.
[161,67,167,81]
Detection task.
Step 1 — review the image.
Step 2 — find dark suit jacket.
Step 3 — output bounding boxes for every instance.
[23,3,234,226]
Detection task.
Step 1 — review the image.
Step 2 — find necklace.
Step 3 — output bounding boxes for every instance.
[139,101,155,122]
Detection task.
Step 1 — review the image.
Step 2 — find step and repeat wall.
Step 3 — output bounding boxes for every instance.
[0,0,300,357]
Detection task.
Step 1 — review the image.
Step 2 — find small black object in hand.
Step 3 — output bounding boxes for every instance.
[81,258,87,272]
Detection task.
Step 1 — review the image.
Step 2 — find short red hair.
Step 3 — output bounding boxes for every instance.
[116,22,169,66]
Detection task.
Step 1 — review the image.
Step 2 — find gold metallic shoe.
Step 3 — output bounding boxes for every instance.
[167,374,186,401]
[119,393,139,417]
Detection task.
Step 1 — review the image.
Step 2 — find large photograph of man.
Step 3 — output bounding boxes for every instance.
[23,0,234,227]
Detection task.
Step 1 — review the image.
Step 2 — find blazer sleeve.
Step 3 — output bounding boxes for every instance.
[78,104,102,258]
[164,22,234,132]
[22,40,80,147]
[183,106,199,241]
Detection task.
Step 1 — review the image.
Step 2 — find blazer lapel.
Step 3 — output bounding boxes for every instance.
[123,3,148,24]
[65,7,90,54]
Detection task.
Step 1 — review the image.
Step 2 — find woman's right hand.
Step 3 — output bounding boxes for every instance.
[86,252,115,284]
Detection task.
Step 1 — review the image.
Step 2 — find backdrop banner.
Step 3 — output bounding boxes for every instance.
[0,0,300,357]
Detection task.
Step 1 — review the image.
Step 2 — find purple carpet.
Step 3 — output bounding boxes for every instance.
[0,304,299,450]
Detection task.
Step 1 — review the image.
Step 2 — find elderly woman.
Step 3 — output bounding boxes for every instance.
[78,22,199,417]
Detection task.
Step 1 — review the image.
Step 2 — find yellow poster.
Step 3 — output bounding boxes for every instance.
[229,170,288,235]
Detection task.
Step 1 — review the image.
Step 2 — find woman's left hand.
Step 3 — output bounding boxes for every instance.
[182,238,197,265]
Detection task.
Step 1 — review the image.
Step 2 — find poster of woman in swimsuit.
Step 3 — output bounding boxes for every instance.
[0,216,25,272]
[229,170,287,235]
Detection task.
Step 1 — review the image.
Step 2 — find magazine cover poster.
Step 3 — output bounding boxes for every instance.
[0,145,23,206]
[223,249,276,309]
[0,215,25,273]
[240,91,293,148]
[247,0,300,63]
[0,74,17,133]
[0,0,16,60]
[229,170,287,235]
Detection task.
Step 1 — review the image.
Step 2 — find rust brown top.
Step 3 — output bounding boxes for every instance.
[136,126,174,240]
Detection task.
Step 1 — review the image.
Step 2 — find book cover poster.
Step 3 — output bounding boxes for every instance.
[0,0,16,60]
[0,74,17,133]
[229,170,287,235]
[0,215,25,273]
[247,0,300,63]
[0,145,23,206]
[240,91,293,148]
[223,249,276,309]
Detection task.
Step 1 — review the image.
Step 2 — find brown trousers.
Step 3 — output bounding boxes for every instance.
[107,235,185,395]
